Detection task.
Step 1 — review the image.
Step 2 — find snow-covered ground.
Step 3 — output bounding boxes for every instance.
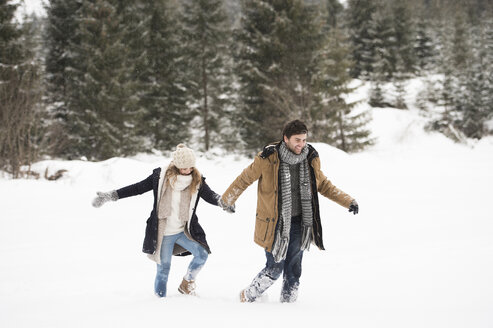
[2,96,493,327]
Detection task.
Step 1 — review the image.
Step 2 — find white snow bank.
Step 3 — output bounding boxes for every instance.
[1,107,493,328]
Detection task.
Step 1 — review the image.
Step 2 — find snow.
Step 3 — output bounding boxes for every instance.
[13,0,46,21]
[2,87,493,327]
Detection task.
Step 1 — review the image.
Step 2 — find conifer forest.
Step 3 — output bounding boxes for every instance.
[1,0,492,176]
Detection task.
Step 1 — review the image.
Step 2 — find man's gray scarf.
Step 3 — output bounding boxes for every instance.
[272,142,313,263]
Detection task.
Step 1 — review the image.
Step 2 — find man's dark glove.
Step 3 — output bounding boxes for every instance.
[348,200,359,215]
[217,197,235,214]
[92,190,119,208]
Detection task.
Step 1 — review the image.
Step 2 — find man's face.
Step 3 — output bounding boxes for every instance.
[283,133,307,155]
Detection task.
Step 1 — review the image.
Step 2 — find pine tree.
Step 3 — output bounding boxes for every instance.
[430,20,462,139]
[20,13,47,159]
[138,0,191,151]
[45,0,81,107]
[181,0,234,151]
[0,0,23,80]
[369,4,396,81]
[346,0,377,79]
[312,28,373,152]
[44,0,83,155]
[483,19,493,134]
[451,13,470,71]
[0,0,42,176]
[392,58,409,110]
[324,0,343,31]
[390,1,415,75]
[458,24,491,139]
[234,0,279,151]
[114,0,148,84]
[368,79,386,108]
[414,17,435,72]
[63,0,142,159]
[234,0,324,152]
[432,17,488,140]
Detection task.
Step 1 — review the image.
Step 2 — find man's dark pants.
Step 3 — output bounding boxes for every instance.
[243,216,304,302]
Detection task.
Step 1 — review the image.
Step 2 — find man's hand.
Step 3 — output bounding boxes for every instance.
[218,197,235,214]
[92,190,118,208]
[348,200,359,215]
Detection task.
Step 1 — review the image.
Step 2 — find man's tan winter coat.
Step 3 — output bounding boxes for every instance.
[221,142,354,252]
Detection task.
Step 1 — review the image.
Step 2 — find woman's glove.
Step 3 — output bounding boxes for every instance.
[92,190,119,208]
[217,197,235,213]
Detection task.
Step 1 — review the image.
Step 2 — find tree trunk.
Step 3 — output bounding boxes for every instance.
[201,54,209,151]
[337,110,347,152]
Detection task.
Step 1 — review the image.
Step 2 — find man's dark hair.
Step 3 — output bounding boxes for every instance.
[282,120,308,139]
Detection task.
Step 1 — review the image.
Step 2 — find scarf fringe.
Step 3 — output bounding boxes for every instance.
[300,226,312,251]
[272,230,289,263]
[272,225,312,263]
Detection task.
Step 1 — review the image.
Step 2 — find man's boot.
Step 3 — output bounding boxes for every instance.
[178,278,196,296]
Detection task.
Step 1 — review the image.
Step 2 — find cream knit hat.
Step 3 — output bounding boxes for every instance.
[172,144,196,169]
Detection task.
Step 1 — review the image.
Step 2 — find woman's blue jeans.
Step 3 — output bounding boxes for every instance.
[154,232,208,297]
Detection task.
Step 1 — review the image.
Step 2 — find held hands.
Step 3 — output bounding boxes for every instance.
[92,190,119,208]
[348,199,359,215]
[217,197,235,214]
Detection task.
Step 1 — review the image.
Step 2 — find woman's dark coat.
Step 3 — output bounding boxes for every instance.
[116,167,219,256]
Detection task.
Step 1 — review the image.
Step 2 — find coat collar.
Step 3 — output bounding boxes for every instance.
[260,140,319,161]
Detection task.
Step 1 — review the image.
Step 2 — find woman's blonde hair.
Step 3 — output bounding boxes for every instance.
[165,163,201,194]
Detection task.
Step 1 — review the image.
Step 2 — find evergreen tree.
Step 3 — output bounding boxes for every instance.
[368,79,386,108]
[234,0,324,152]
[432,17,492,140]
[63,0,142,159]
[392,58,409,110]
[430,20,463,139]
[0,0,24,80]
[312,28,373,152]
[390,1,415,74]
[346,0,377,79]
[0,0,42,176]
[369,4,396,81]
[44,0,83,155]
[113,0,149,129]
[138,0,191,151]
[324,0,343,30]
[44,0,81,108]
[181,0,234,151]
[20,13,47,159]
[483,19,493,133]
[114,0,148,84]
[458,24,491,138]
[414,17,435,72]
[451,13,470,71]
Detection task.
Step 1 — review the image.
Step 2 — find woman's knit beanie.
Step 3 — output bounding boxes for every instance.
[172,144,196,169]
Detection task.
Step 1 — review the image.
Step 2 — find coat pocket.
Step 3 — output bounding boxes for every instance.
[254,216,275,243]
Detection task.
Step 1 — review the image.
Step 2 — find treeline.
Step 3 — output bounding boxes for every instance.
[346,0,493,141]
[1,0,492,176]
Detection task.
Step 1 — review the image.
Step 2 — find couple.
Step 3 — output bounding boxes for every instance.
[92,120,359,302]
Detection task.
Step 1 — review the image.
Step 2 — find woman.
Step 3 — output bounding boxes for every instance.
[92,144,234,297]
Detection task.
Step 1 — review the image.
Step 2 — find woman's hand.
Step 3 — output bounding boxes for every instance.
[92,190,119,208]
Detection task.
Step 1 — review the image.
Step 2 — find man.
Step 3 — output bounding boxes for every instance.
[219,119,359,303]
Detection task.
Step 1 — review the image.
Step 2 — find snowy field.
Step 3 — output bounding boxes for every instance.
[1,104,493,327]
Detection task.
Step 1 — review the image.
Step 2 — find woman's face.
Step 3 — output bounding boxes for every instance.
[179,167,193,175]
